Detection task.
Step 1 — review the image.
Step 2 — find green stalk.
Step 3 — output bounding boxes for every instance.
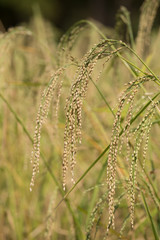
[125,9,134,48]
[141,191,159,240]
[125,45,160,85]
[86,158,108,226]
[55,145,109,209]
[130,92,160,125]
[140,166,160,204]
[89,77,115,117]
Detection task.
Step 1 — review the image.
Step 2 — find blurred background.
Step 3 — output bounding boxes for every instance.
[0,0,160,239]
[0,0,160,34]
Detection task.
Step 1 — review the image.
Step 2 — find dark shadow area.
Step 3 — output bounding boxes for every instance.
[0,0,159,33]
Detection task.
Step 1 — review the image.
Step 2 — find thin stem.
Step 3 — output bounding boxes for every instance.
[124,44,160,85]
[89,77,115,117]
[141,191,159,240]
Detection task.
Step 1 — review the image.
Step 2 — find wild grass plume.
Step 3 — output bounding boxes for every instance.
[1,0,160,239]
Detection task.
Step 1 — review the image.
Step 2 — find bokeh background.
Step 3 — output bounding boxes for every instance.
[0,0,160,239]
[0,0,160,34]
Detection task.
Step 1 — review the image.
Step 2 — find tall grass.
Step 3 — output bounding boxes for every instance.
[0,0,160,239]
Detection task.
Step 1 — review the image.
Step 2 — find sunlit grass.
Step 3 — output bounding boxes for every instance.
[0,1,160,239]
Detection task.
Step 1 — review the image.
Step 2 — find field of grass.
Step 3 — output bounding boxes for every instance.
[0,1,160,239]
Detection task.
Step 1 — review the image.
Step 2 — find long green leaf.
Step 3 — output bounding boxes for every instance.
[141,191,159,240]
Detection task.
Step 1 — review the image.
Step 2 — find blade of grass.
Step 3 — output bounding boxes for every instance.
[86,157,108,226]
[140,166,160,204]
[89,77,115,117]
[141,191,159,240]
[55,145,110,209]
[125,44,160,85]
[130,92,160,125]
[121,6,134,48]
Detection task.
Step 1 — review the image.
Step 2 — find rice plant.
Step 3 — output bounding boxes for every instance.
[1,0,160,239]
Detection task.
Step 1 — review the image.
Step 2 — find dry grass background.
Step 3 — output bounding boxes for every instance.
[0,1,160,239]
